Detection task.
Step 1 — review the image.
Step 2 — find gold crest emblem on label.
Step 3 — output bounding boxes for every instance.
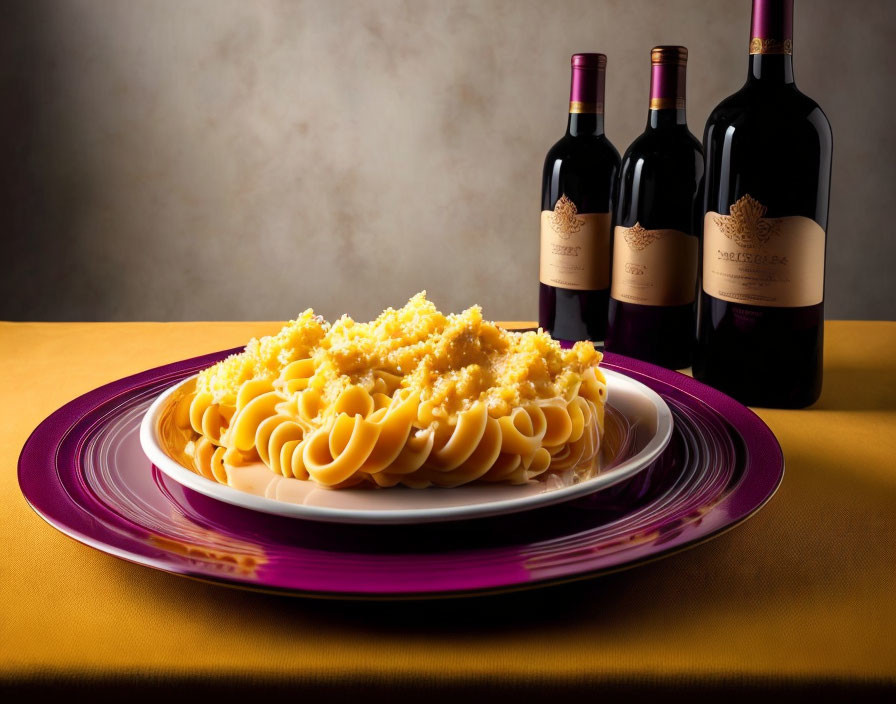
[713,194,781,248]
[549,195,585,239]
[703,194,826,308]
[623,222,664,251]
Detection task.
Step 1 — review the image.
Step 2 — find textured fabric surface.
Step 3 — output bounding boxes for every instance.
[2,321,895,696]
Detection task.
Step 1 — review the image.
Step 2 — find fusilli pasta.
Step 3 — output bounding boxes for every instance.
[170,294,607,489]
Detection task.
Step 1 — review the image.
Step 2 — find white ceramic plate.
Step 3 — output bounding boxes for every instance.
[140,369,673,525]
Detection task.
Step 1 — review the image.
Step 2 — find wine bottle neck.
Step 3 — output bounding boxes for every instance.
[567,112,605,136]
[748,0,795,84]
[567,53,606,136]
[748,53,794,84]
[646,48,688,129]
[647,109,687,129]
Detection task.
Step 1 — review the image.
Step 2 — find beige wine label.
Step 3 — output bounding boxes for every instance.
[611,223,697,306]
[703,194,825,307]
[540,195,611,291]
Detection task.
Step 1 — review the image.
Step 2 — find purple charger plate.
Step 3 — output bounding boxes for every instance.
[18,349,783,599]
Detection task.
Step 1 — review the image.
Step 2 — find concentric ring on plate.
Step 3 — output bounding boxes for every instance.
[140,369,674,524]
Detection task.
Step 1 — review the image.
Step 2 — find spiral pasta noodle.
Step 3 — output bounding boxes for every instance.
[171,293,607,489]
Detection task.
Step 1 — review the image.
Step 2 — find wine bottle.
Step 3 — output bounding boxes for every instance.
[694,0,832,408]
[605,46,704,369]
[539,53,621,344]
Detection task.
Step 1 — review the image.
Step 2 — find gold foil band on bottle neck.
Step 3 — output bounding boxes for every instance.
[651,46,688,65]
[569,101,604,115]
[649,97,686,110]
[749,37,793,55]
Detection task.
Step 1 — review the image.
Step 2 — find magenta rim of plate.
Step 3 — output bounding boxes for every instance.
[18,348,783,598]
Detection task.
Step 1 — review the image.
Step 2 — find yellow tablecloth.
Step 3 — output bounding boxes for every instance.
[3,321,895,699]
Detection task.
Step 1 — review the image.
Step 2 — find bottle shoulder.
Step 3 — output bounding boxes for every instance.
[623,126,703,161]
[705,82,831,133]
[701,82,832,224]
[542,133,620,213]
[545,133,621,164]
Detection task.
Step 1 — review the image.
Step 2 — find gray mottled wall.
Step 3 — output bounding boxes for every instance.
[2,0,894,322]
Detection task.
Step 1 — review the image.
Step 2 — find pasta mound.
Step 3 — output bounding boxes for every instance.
[177,293,607,489]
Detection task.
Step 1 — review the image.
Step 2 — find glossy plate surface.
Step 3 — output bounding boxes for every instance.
[18,349,783,598]
[140,370,673,525]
